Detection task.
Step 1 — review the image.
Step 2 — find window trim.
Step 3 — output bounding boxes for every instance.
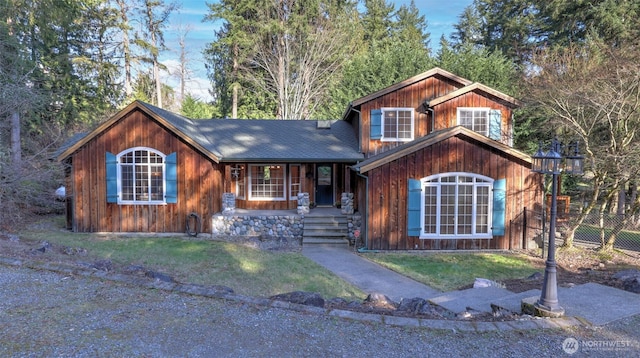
[248,164,286,201]
[420,172,493,239]
[289,164,302,199]
[232,164,246,199]
[457,107,490,137]
[116,147,167,205]
[380,107,414,142]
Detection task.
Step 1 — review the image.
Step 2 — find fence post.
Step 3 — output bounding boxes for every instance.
[522,207,527,249]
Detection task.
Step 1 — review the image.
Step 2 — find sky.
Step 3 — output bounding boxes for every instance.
[160,0,473,102]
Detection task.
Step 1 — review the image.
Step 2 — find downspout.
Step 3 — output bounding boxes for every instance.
[355,171,376,253]
[350,106,378,252]
[427,107,435,133]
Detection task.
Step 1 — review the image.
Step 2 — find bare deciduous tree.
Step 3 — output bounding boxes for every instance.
[525,41,640,250]
[246,0,354,119]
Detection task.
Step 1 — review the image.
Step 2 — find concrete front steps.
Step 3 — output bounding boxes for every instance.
[302,212,349,245]
[427,286,542,316]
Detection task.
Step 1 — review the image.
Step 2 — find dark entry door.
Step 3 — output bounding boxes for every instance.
[316,164,333,206]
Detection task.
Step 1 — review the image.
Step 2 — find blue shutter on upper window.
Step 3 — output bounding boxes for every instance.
[106,152,118,203]
[489,109,502,141]
[371,109,382,140]
[407,179,422,236]
[492,178,506,236]
[165,152,177,203]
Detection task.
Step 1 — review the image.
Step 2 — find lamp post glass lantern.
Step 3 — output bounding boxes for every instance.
[531,139,584,317]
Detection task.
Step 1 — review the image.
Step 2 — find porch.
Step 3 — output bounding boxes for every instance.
[210,207,361,250]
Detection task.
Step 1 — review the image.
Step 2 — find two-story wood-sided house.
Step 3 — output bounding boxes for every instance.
[56,67,542,250]
[345,68,541,250]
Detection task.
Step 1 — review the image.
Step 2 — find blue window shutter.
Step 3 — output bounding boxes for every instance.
[371,109,382,140]
[489,109,502,140]
[106,152,118,203]
[164,152,178,204]
[492,178,506,236]
[408,179,422,236]
[165,152,177,203]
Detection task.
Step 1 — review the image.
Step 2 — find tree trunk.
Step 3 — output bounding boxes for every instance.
[10,111,21,165]
[117,0,132,98]
[232,44,238,119]
[562,178,602,247]
[618,184,626,215]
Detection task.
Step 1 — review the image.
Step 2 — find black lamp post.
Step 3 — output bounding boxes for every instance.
[531,139,584,317]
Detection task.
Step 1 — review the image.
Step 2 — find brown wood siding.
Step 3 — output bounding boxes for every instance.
[432,92,512,143]
[364,135,542,250]
[70,109,222,233]
[360,74,464,158]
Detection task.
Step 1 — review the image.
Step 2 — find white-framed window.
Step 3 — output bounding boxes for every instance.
[117,147,166,204]
[232,164,246,199]
[289,164,302,198]
[249,164,285,201]
[382,108,414,142]
[420,173,493,239]
[457,107,490,136]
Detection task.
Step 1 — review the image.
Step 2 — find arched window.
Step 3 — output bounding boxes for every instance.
[106,148,177,204]
[418,173,495,239]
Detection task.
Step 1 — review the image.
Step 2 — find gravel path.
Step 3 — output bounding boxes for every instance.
[1,265,639,357]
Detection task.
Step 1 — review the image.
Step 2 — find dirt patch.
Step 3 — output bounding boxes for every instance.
[498,248,640,293]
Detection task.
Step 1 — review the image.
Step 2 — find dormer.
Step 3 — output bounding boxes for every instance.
[342,67,520,158]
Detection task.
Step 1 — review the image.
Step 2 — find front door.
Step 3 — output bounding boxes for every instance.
[316,164,333,206]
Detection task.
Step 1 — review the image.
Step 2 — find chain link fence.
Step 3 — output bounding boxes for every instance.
[566,212,640,252]
[511,208,640,254]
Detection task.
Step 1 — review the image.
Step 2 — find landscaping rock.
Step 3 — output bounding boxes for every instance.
[92,259,113,272]
[62,246,87,256]
[145,270,175,283]
[527,272,543,281]
[612,269,640,281]
[364,293,397,309]
[397,297,428,313]
[622,277,640,294]
[270,291,325,307]
[612,269,640,294]
[473,278,504,288]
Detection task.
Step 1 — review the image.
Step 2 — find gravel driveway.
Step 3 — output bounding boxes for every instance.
[1,265,639,357]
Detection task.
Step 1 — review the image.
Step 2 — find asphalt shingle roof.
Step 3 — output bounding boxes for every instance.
[139,102,363,162]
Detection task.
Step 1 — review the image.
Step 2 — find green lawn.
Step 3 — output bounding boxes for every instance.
[21,216,545,298]
[19,218,364,300]
[361,252,543,291]
[576,225,640,244]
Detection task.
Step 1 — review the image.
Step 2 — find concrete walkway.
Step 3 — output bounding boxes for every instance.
[302,244,640,326]
[302,244,441,302]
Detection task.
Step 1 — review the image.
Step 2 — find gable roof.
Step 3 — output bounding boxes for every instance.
[56,101,363,163]
[56,101,221,163]
[350,67,473,108]
[341,67,472,120]
[426,82,521,108]
[352,126,531,174]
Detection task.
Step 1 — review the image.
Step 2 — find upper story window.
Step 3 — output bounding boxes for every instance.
[457,107,503,141]
[458,108,489,136]
[370,108,414,142]
[106,147,177,205]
